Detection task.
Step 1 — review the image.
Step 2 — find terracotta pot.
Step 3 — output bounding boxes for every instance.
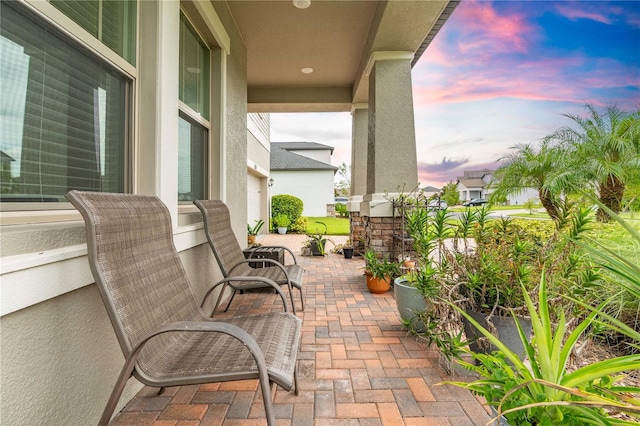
[365,270,391,294]
[248,235,256,245]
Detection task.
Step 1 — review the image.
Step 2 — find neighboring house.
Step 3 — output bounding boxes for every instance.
[457,169,538,205]
[457,169,494,202]
[270,142,338,217]
[421,185,441,198]
[247,113,271,232]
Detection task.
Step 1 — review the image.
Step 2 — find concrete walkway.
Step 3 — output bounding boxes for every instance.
[110,233,491,425]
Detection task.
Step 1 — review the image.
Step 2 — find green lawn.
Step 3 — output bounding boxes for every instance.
[306,217,350,235]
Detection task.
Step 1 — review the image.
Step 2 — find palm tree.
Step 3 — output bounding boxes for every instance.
[548,104,640,221]
[490,140,567,220]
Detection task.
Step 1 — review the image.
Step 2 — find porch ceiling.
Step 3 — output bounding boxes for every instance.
[223,0,458,113]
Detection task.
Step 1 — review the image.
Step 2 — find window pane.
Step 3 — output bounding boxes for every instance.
[178,114,207,202]
[50,0,137,65]
[0,2,129,206]
[179,13,209,119]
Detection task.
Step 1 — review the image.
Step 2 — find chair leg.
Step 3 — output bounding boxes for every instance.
[259,377,276,426]
[223,289,238,312]
[294,366,300,396]
[98,361,136,426]
[299,288,304,311]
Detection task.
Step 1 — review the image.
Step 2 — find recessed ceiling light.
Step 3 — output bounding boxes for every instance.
[301,67,314,74]
[293,0,311,9]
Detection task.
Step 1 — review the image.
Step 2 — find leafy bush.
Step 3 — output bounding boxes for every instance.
[335,203,349,218]
[289,216,309,234]
[271,194,303,228]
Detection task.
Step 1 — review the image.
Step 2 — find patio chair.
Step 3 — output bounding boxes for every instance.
[66,191,301,426]
[194,199,305,313]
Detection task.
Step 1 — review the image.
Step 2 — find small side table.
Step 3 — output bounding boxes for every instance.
[243,246,285,268]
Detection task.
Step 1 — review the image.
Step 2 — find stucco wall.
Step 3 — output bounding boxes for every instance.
[0,1,250,424]
[272,169,335,217]
[0,243,221,425]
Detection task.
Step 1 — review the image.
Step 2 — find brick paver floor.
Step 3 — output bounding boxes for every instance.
[111,233,491,425]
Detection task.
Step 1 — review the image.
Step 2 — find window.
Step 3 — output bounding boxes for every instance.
[178,113,207,202]
[0,2,130,208]
[178,12,210,202]
[50,0,137,65]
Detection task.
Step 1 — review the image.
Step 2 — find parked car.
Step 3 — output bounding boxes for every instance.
[427,200,448,210]
[334,197,348,204]
[463,198,487,206]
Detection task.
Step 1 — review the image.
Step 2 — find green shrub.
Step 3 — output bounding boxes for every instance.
[271,194,303,228]
[335,203,349,218]
[290,216,309,234]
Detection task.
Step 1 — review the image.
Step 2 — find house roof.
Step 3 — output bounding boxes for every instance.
[421,185,441,192]
[272,141,335,154]
[457,178,488,189]
[271,144,338,172]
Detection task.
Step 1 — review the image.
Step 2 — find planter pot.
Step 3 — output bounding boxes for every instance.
[490,407,511,426]
[248,235,256,245]
[365,270,391,293]
[343,248,354,259]
[277,227,287,235]
[310,239,326,256]
[394,278,428,332]
[462,310,532,360]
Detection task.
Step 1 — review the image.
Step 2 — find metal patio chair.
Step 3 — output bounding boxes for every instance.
[194,199,305,313]
[66,191,301,426]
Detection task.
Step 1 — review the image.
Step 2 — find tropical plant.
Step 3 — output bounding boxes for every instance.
[546,104,640,222]
[445,274,640,426]
[247,219,264,236]
[491,139,567,220]
[363,249,401,280]
[305,222,330,255]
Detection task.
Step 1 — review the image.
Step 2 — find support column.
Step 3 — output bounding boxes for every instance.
[348,104,368,254]
[361,52,419,258]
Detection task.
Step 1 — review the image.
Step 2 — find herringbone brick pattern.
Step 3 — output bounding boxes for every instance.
[110,234,491,425]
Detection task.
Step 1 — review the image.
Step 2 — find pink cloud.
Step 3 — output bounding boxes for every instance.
[555,4,612,24]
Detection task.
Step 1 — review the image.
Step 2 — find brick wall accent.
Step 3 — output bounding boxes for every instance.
[362,215,403,260]
[349,211,365,255]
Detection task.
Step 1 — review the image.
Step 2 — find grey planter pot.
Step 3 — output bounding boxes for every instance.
[394,278,429,332]
[462,310,532,360]
[277,227,287,235]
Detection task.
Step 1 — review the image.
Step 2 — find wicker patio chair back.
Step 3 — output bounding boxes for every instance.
[194,199,250,276]
[66,190,202,357]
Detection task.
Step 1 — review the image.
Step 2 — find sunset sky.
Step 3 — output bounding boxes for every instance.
[271,0,640,188]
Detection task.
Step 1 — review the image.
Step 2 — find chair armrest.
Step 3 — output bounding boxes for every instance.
[201,276,289,313]
[248,245,298,265]
[228,259,292,284]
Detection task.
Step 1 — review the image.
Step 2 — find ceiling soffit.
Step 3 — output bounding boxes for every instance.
[224,0,454,112]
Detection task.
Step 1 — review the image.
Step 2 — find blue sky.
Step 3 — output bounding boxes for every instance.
[271,0,640,188]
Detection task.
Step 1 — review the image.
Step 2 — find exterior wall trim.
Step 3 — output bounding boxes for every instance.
[1,225,207,317]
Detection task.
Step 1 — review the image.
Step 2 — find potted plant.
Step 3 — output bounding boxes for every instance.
[445,274,640,426]
[363,249,400,293]
[247,219,264,245]
[305,222,332,256]
[443,198,640,425]
[394,262,439,331]
[273,214,291,235]
[342,239,354,259]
